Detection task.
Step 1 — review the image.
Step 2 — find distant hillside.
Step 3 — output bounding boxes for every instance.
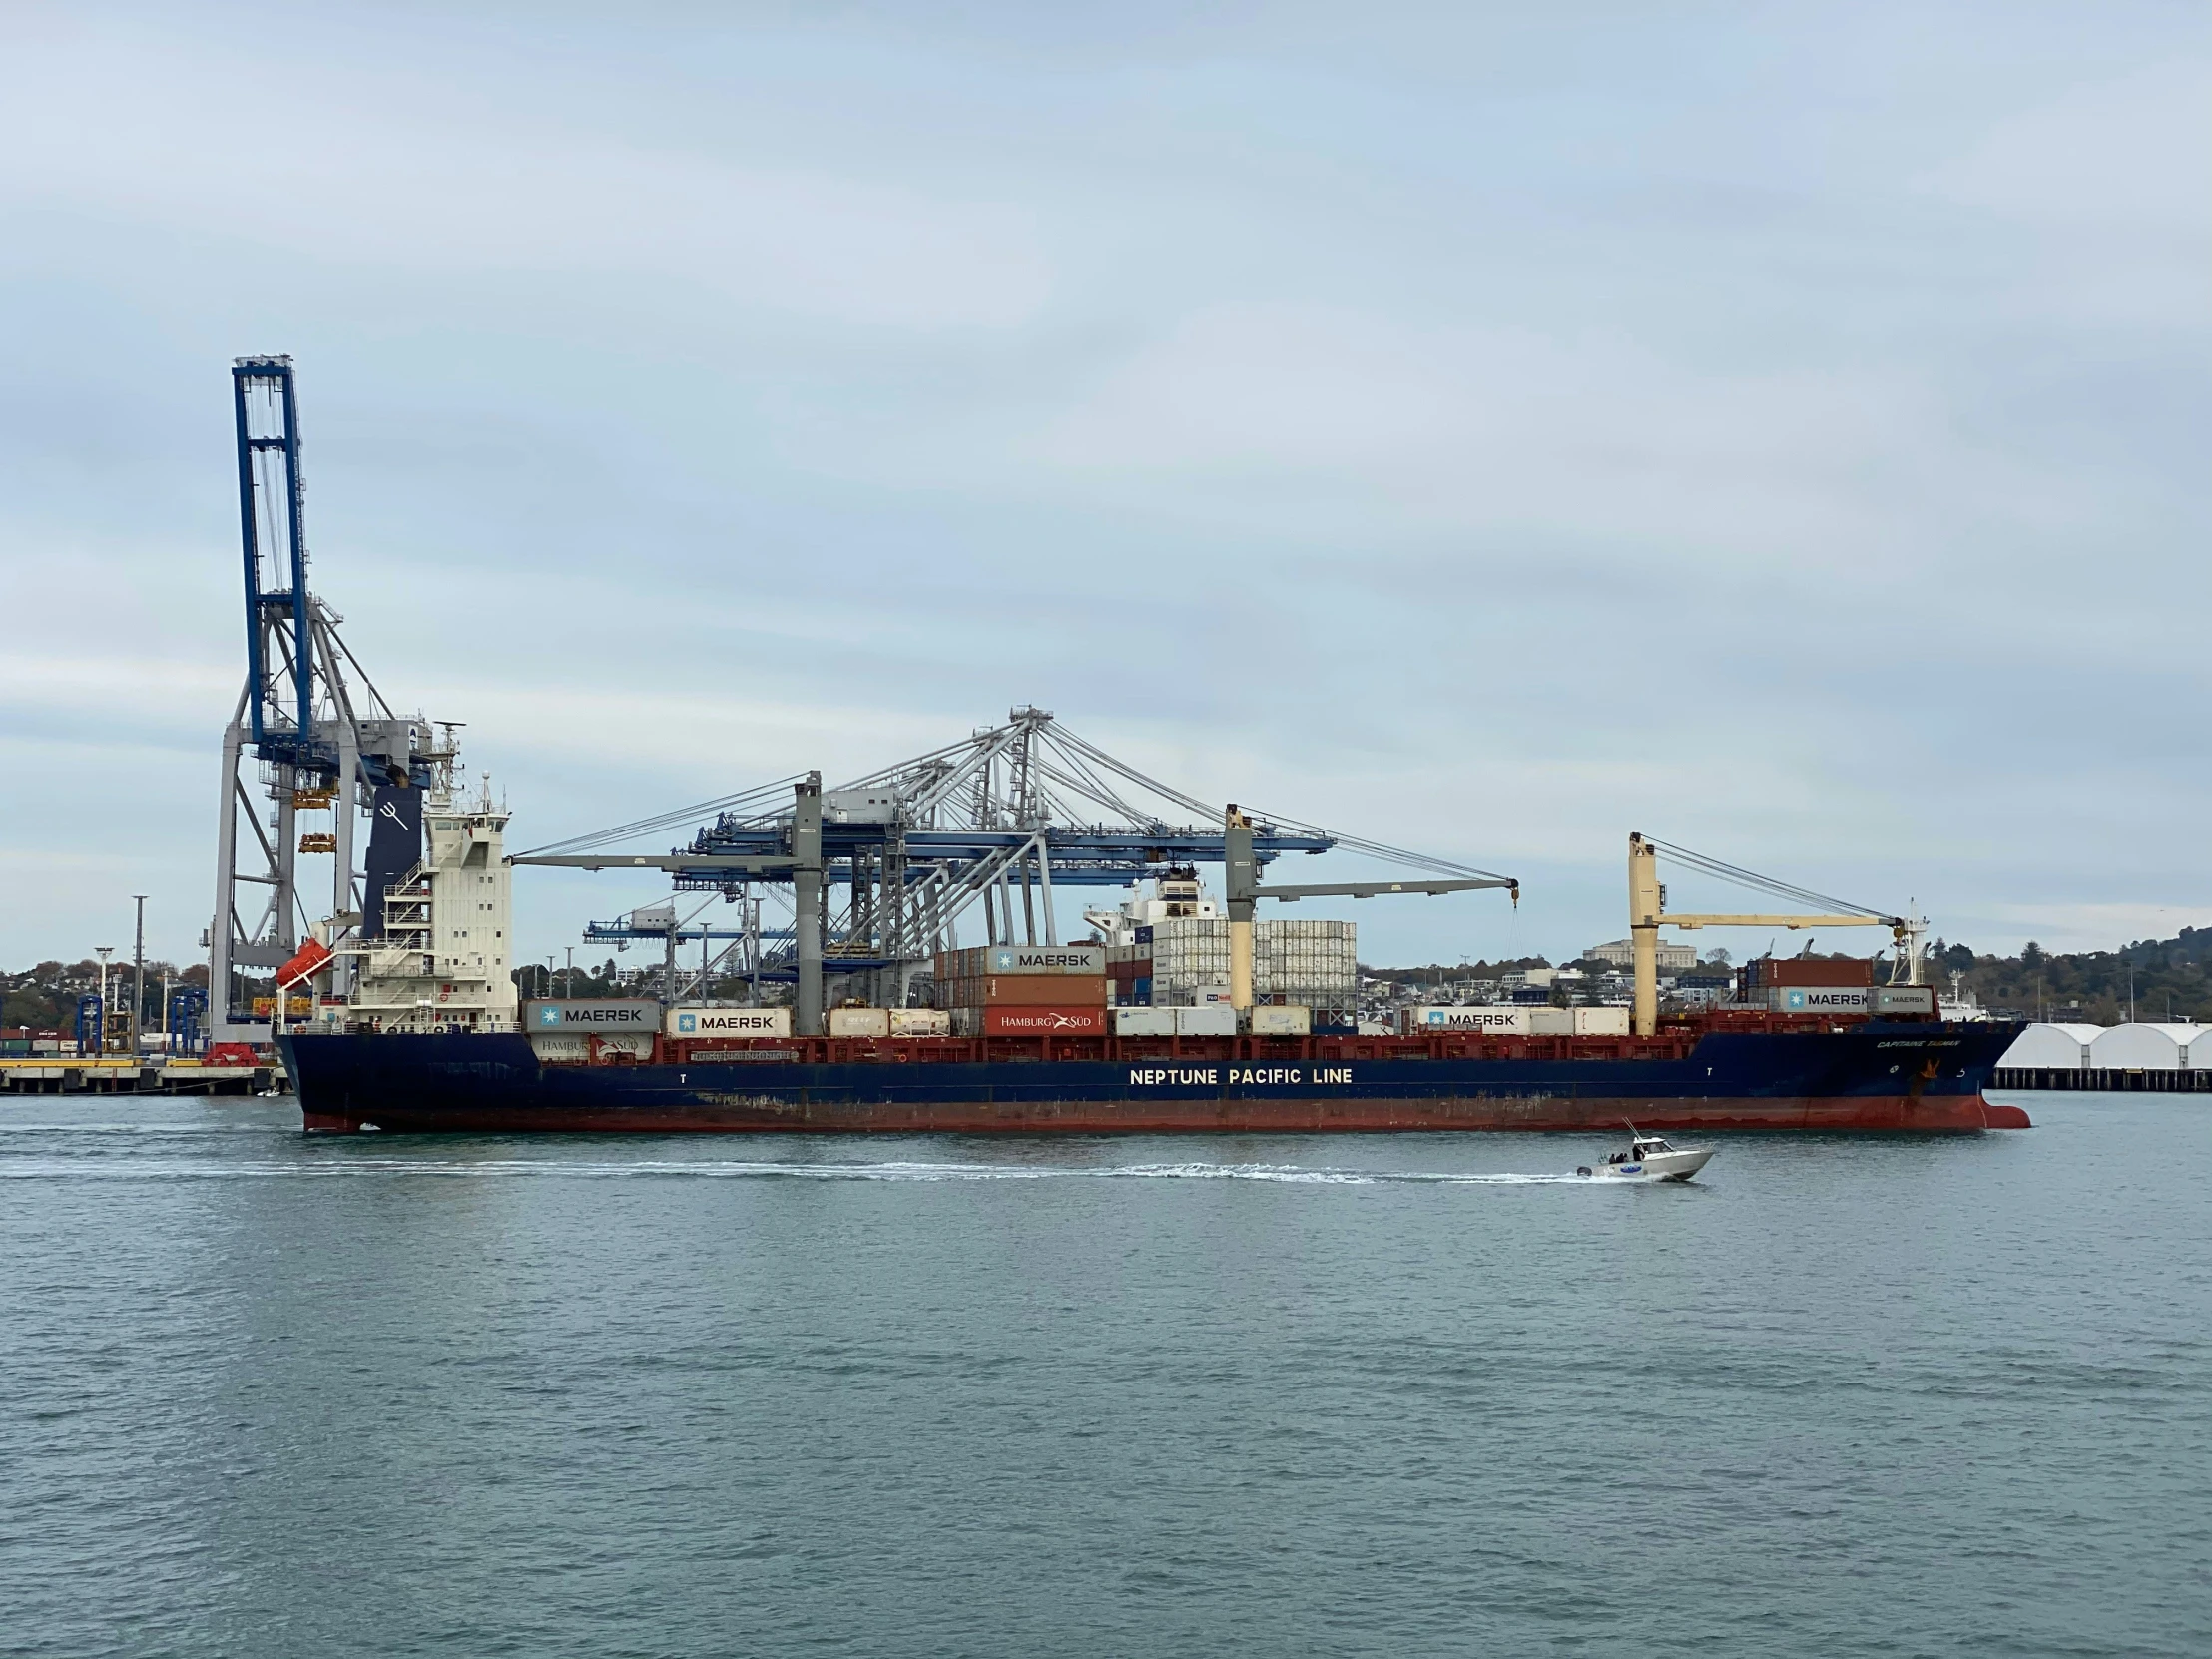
[1359,930,2212,1025]
[2,959,207,1031]
[1930,929,2212,1024]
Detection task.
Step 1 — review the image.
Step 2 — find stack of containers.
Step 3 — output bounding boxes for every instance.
[1106,942,1152,1007]
[1254,918,1357,1017]
[1146,919,1230,1002]
[1123,917,1358,1013]
[931,944,1108,1036]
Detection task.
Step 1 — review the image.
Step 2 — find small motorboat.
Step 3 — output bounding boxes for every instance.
[1576,1126,1713,1182]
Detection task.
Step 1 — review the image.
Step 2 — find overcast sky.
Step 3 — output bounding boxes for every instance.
[2,1,2206,973]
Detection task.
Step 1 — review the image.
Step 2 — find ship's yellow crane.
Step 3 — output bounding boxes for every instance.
[1628,832,1925,1036]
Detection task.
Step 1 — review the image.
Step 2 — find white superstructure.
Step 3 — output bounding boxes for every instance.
[1084,871,1222,944]
[343,773,520,1034]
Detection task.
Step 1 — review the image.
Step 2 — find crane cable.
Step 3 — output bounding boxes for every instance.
[1642,836,1898,924]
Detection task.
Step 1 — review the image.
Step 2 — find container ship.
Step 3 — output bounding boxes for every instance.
[274,790,2026,1135]
[282,1019,2025,1135]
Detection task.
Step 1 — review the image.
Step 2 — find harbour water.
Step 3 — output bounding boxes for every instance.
[3,1095,2206,1656]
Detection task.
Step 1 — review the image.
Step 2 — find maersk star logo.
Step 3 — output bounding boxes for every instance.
[1786,990,1808,1011]
[537,1006,563,1028]
[677,1014,697,1033]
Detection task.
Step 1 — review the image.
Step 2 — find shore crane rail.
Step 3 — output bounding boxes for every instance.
[1627,832,1928,1037]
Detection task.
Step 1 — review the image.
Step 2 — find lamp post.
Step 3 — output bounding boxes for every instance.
[564,946,574,999]
[94,947,114,1054]
[132,895,148,1060]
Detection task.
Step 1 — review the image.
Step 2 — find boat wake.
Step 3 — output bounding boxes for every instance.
[0,1155,1602,1186]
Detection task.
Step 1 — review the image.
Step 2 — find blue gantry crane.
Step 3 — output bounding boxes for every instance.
[209,357,437,1039]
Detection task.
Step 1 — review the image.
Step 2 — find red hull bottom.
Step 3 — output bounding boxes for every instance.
[302,1093,2028,1136]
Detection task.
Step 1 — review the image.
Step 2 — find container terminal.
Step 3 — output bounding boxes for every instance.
[21,357,2031,1128]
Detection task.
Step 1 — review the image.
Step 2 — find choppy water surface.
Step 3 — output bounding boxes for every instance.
[3,1095,2206,1657]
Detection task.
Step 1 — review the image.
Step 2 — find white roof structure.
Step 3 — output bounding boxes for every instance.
[1998,1024,2101,1069]
[2087,1023,2203,1071]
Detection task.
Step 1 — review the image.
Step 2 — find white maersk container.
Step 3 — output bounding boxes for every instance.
[989,944,1105,975]
[1174,1006,1237,1036]
[1113,1007,1177,1037]
[1528,1007,1574,1035]
[1400,1006,1530,1036]
[827,1008,892,1038]
[1870,986,1936,1016]
[1767,987,1872,1014]
[666,1006,793,1039]
[888,1008,950,1037]
[1249,1005,1311,1036]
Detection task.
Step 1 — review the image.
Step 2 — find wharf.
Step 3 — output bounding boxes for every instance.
[1993,1066,2212,1093]
[0,1056,276,1095]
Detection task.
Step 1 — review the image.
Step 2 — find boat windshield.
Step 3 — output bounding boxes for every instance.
[1634,1139,1671,1155]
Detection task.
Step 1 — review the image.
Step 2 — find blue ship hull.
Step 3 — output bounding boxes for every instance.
[281,1022,2029,1133]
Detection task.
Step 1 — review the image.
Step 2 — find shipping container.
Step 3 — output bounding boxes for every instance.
[888,1008,951,1037]
[933,944,1106,978]
[1528,1007,1574,1036]
[989,944,1104,975]
[1572,1007,1632,1036]
[1250,1005,1311,1036]
[1400,1006,1530,1036]
[1185,984,1236,1007]
[667,1006,791,1038]
[827,1008,892,1038]
[980,1005,1109,1036]
[1112,1007,1177,1037]
[528,1000,660,1032]
[1767,986,1871,1013]
[1173,1006,1237,1036]
[983,974,1107,1006]
[1744,957,1874,990]
[1871,986,1936,1015]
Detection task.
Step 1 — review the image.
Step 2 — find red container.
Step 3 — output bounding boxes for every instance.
[983,974,1107,1005]
[1756,958,1874,988]
[980,1005,1109,1036]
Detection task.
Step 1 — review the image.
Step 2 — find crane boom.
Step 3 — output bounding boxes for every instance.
[1628,833,1921,1036]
